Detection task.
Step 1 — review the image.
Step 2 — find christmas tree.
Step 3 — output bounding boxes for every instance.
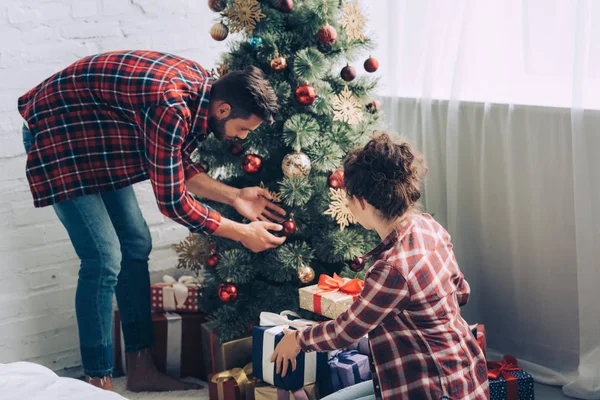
[180,0,383,341]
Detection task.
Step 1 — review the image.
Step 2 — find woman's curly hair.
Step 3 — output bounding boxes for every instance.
[343,132,428,220]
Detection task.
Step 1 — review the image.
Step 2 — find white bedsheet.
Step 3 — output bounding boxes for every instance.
[0,362,127,400]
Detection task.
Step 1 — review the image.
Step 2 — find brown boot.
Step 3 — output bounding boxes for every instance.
[125,348,202,392]
[85,375,115,392]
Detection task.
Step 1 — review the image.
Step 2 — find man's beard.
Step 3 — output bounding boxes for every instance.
[207,115,229,141]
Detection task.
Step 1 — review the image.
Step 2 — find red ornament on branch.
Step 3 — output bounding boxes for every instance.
[295,83,317,106]
[206,254,219,268]
[364,57,379,73]
[340,65,356,82]
[218,283,238,303]
[208,0,227,12]
[277,0,293,13]
[317,23,337,45]
[328,170,345,189]
[242,154,263,174]
[366,100,382,113]
[281,215,297,236]
[350,256,365,272]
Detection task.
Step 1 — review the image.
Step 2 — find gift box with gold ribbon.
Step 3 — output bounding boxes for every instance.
[209,363,256,400]
[150,275,202,313]
[488,355,534,400]
[299,273,364,320]
[254,381,318,400]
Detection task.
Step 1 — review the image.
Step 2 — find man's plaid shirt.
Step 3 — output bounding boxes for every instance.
[18,50,221,234]
[298,214,489,399]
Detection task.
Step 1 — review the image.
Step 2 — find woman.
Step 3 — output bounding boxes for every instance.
[271,133,489,399]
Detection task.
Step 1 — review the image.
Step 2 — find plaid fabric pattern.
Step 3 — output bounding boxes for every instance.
[298,214,489,400]
[18,50,221,234]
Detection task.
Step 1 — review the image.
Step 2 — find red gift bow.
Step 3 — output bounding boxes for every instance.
[487,355,521,400]
[313,273,364,315]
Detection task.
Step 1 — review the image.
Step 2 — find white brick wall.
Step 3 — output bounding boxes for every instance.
[0,0,227,374]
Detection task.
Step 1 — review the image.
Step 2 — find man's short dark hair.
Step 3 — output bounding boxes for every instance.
[211,66,279,125]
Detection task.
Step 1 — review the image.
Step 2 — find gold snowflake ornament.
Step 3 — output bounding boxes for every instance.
[260,181,282,203]
[324,188,357,231]
[172,233,213,273]
[339,0,367,42]
[224,0,266,35]
[332,85,364,126]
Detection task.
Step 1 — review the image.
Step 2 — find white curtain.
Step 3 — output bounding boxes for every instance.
[367,0,600,398]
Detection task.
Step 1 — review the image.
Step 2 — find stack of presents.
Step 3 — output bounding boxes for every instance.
[112,274,534,399]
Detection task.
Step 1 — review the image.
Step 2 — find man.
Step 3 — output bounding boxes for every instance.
[18,50,286,392]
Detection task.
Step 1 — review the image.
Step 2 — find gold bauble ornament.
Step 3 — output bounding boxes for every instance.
[210,22,229,41]
[270,56,287,71]
[298,264,315,283]
[282,151,311,177]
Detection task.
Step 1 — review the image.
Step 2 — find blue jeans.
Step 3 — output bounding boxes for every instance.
[321,380,376,400]
[23,125,154,377]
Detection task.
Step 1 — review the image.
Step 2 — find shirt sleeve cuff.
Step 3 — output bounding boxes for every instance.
[184,162,206,181]
[297,327,315,352]
[190,206,222,235]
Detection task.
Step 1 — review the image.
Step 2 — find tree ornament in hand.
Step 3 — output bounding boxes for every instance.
[317,23,337,45]
[364,57,379,73]
[206,254,219,268]
[208,0,227,12]
[281,216,297,236]
[210,22,229,41]
[218,283,238,303]
[298,264,315,283]
[270,56,287,71]
[350,256,365,272]
[277,0,293,13]
[282,151,311,177]
[341,65,356,82]
[328,170,345,189]
[366,100,382,113]
[230,141,244,156]
[242,154,263,174]
[294,83,317,106]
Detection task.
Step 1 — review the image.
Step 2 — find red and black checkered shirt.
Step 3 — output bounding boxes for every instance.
[18,50,221,234]
[298,214,489,400]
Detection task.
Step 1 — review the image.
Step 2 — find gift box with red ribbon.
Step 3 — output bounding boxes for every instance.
[298,273,364,320]
[150,275,202,313]
[488,355,534,400]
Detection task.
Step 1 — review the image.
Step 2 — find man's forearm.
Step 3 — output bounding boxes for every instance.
[213,217,248,242]
[186,173,240,205]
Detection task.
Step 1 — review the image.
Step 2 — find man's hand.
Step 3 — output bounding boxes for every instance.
[232,187,286,222]
[270,329,301,377]
[240,221,286,252]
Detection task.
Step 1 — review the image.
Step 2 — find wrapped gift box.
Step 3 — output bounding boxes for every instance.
[299,273,363,320]
[208,363,256,400]
[488,355,534,400]
[253,311,328,392]
[113,310,206,378]
[254,382,318,400]
[201,321,253,375]
[328,350,372,392]
[150,275,201,313]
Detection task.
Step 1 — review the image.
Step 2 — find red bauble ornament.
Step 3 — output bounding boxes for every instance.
[230,141,244,156]
[281,216,297,236]
[317,23,337,45]
[350,256,365,272]
[340,65,356,82]
[208,0,227,12]
[364,57,379,73]
[242,154,263,174]
[328,170,345,189]
[206,254,219,268]
[217,283,238,303]
[277,0,293,13]
[366,100,382,113]
[295,83,317,106]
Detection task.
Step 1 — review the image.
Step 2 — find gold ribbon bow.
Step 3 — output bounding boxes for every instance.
[211,363,254,400]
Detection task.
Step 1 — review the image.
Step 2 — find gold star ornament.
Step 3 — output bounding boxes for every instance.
[224,0,266,35]
[339,0,367,42]
[332,85,364,126]
[324,188,357,231]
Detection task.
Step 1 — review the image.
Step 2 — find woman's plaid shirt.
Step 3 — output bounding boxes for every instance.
[297,214,489,399]
[18,50,221,234]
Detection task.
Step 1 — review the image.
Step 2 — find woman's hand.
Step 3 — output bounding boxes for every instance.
[270,329,302,377]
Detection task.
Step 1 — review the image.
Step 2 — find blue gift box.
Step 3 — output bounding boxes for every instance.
[489,368,535,400]
[252,325,329,391]
[329,350,372,392]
